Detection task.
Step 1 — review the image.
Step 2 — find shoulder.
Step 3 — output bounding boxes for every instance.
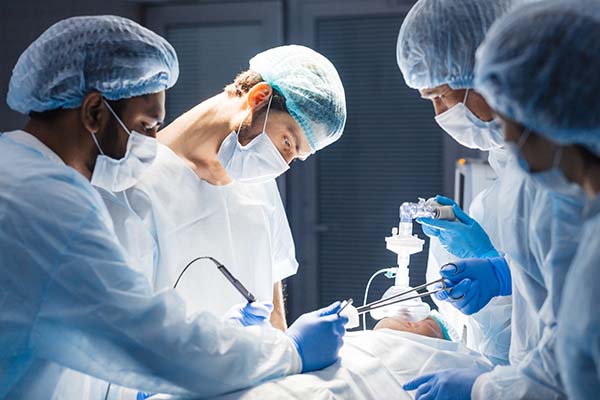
[4,161,111,241]
[23,167,104,214]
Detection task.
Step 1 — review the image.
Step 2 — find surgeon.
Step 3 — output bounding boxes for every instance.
[99,45,346,332]
[0,16,348,399]
[403,0,588,399]
[460,1,599,398]
[395,0,518,367]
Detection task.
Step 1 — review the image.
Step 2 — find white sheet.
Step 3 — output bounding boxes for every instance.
[148,329,492,399]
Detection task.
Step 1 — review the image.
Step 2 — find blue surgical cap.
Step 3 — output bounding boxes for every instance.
[7,15,179,114]
[396,0,516,90]
[475,0,600,157]
[249,45,346,152]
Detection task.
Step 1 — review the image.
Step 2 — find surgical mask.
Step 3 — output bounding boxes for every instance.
[90,101,157,192]
[218,96,290,184]
[507,129,583,197]
[435,89,504,151]
[505,128,532,173]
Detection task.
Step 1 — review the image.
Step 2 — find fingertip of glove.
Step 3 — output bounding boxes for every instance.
[449,278,471,299]
[320,301,342,316]
[435,195,454,205]
[434,290,449,301]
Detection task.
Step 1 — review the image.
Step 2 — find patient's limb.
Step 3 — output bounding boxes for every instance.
[270,281,287,331]
[373,316,445,339]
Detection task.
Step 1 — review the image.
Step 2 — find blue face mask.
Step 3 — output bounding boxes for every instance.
[505,128,531,173]
[507,128,584,197]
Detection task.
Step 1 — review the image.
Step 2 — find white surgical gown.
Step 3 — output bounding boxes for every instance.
[0,131,301,399]
[556,195,600,400]
[471,154,585,399]
[120,144,298,317]
[426,148,512,365]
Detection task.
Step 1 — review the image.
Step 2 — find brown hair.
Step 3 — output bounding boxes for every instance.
[28,108,66,121]
[225,70,288,114]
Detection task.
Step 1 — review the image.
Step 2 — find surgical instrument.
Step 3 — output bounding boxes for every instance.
[217,263,257,303]
[357,278,451,316]
[175,256,257,303]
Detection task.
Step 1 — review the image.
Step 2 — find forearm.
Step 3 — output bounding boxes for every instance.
[35,215,301,396]
[271,281,288,331]
[35,281,301,396]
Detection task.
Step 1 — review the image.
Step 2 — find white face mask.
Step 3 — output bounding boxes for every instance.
[434,89,504,151]
[218,96,290,184]
[90,100,158,192]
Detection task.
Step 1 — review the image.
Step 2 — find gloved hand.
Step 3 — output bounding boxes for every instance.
[223,302,273,327]
[286,302,349,372]
[136,393,154,400]
[433,257,512,315]
[417,195,499,259]
[403,368,486,400]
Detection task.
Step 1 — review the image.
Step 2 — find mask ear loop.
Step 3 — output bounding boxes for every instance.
[236,108,250,136]
[103,100,132,136]
[462,88,470,104]
[552,146,564,170]
[236,94,273,139]
[90,131,105,155]
[262,95,274,133]
[517,128,532,149]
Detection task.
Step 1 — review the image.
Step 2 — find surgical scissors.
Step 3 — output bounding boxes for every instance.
[356,277,452,316]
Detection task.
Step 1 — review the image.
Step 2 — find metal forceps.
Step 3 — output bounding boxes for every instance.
[356,278,452,316]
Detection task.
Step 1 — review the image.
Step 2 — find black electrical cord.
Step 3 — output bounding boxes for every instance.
[104,256,225,400]
[173,256,223,289]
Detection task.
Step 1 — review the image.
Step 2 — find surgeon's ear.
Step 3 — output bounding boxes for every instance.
[80,92,105,134]
[246,82,273,112]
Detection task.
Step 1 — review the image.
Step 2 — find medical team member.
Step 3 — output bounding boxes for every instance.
[459,1,599,398]
[403,1,588,399]
[0,16,348,399]
[395,0,517,366]
[99,45,346,331]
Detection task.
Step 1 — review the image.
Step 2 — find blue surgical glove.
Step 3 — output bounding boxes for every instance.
[223,302,273,327]
[403,368,486,400]
[136,392,154,400]
[285,302,349,372]
[433,257,512,315]
[417,195,499,259]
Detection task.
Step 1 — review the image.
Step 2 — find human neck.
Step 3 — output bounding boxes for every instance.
[159,92,240,185]
[24,114,97,180]
[583,163,600,198]
[562,146,600,198]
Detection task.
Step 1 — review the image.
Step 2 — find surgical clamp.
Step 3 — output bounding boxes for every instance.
[356,278,452,316]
